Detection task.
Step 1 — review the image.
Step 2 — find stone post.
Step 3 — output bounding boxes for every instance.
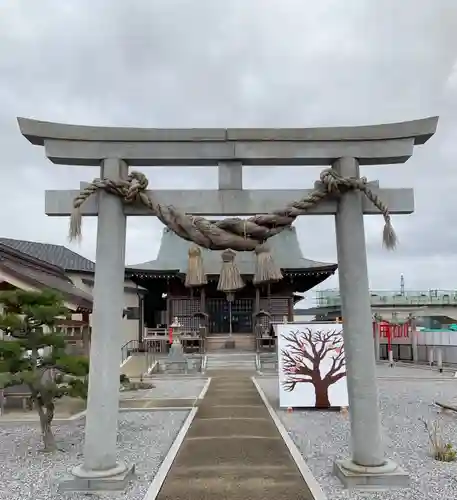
[332,157,408,488]
[60,158,134,491]
[373,316,381,362]
[428,346,435,366]
[388,349,394,367]
[410,315,418,363]
[436,347,443,373]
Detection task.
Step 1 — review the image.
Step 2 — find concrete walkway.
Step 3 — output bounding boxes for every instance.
[156,370,313,500]
[121,353,150,378]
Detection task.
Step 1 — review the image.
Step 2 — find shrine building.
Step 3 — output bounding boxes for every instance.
[126,225,337,349]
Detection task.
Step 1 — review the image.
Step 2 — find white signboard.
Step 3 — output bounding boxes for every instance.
[277,322,348,409]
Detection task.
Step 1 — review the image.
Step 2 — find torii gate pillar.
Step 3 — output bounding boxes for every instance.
[18,116,438,492]
[333,157,406,487]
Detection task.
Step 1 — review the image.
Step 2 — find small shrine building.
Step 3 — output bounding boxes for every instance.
[126,226,337,342]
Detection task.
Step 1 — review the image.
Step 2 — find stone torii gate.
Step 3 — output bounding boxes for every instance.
[18,116,438,491]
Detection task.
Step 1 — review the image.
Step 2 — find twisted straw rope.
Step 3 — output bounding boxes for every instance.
[69,168,397,251]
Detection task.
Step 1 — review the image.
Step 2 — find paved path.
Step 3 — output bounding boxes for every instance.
[156,370,313,500]
[121,353,150,378]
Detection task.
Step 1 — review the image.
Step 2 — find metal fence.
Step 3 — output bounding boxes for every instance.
[316,289,457,308]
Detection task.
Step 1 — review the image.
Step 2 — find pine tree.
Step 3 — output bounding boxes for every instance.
[0,289,89,452]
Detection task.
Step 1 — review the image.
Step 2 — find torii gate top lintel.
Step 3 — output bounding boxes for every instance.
[17,116,438,167]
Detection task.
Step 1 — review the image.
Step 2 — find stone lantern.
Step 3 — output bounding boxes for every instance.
[168,317,185,361]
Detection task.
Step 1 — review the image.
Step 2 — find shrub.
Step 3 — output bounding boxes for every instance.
[421,417,457,462]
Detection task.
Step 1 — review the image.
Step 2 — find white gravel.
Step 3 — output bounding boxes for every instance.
[0,411,188,500]
[257,373,457,499]
[121,377,207,399]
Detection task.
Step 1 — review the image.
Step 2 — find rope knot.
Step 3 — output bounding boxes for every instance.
[124,171,149,203]
[221,249,236,263]
[319,169,369,196]
[254,244,269,255]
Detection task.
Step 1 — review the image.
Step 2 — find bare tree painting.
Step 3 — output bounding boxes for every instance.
[280,326,346,408]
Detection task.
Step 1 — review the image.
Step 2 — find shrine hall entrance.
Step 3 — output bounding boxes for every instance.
[207,298,253,334]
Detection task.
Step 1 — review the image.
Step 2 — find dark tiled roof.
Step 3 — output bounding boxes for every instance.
[82,277,147,294]
[0,238,95,272]
[0,244,93,311]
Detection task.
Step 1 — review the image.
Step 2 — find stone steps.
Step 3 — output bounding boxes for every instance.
[158,467,306,500]
[120,353,151,378]
[197,405,266,419]
[186,417,278,438]
[205,354,257,372]
[206,334,255,352]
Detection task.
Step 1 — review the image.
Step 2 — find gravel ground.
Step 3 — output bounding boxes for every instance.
[1,411,188,500]
[121,377,208,399]
[257,375,457,500]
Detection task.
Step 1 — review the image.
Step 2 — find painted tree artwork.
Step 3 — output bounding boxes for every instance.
[277,322,348,409]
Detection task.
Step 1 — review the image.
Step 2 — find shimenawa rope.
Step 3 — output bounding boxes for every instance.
[69,167,397,289]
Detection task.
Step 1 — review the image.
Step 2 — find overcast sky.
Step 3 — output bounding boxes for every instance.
[1,0,457,303]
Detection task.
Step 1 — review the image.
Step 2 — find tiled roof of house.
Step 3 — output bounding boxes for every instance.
[0,238,95,272]
[0,243,93,311]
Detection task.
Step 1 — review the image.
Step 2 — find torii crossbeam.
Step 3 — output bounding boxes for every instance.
[18,116,438,492]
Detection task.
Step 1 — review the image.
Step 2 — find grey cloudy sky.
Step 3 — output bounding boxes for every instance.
[1,0,457,301]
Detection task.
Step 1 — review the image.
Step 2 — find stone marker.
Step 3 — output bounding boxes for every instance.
[165,317,187,373]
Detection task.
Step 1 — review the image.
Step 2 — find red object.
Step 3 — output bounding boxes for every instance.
[373,320,411,353]
[169,327,173,343]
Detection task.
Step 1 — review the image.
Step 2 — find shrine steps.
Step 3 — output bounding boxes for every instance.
[206,333,255,352]
[205,352,257,372]
[120,352,152,378]
[154,371,315,500]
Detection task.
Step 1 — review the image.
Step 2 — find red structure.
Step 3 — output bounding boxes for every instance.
[168,326,173,343]
[373,320,410,352]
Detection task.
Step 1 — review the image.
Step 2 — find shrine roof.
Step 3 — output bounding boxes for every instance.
[126,226,337,276]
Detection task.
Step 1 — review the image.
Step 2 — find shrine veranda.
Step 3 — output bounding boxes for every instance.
[16,116,440,493]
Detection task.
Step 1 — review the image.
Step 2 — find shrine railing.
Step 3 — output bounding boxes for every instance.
[144,328,206,354]
[121,339,141,365]
[256,335,276,353]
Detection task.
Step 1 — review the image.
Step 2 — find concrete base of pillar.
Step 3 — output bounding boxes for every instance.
[58,462,135,493]
[333,458,409,490]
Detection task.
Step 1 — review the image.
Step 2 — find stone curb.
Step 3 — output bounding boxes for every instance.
[140,378,211,500]
[142,407,199,500]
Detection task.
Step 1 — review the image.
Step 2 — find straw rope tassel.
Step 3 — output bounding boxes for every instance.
[217,249,244,292]
[253,243,283,285]
[185,244,207,288]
